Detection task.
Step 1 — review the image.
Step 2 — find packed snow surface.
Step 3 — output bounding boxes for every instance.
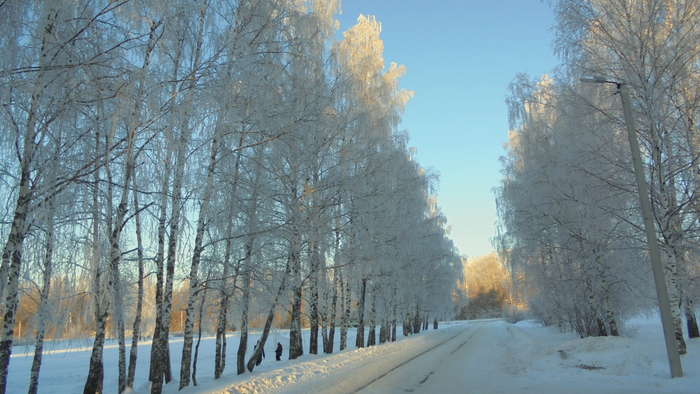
[7,316,700,393]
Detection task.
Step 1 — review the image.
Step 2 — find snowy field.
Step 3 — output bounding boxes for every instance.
[7,316,700,393]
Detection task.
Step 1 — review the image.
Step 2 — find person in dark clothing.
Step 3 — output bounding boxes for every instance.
[254,340,265,366]
[275,342,283,361]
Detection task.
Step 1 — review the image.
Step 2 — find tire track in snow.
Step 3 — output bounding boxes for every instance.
[353,326,478,393]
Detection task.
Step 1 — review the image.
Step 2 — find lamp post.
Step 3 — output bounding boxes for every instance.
[581,77,683,378]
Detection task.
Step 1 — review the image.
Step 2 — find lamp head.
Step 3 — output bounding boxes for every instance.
[580,76,621,86]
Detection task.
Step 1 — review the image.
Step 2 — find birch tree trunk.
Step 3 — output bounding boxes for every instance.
[152,9,204,388]
[0,9,56,393]
[84,130,106,394]
[214,133,244,379]
[324,269,338,354]
[84,305,108,394]
[27,196,56,394]
[87,81,126,394]
[379,320,387,344]
[413,304,421,334]
[321,315,329,354]
[355,278,367,348]
[597,257,619,337]
[649,122,688,354]
[661,222,688,353]
[246,262,292,372]
[102,61,148,393]
[127,175,146,389]
[102,16,160,392]
[685,297,700,338]
[237,145,262,374]
[214,248,230,378]
[180,119,223,389]
[150,12,185,390]
[191,276,208,387]
[309,224,322,354]
[105,142,127,394]
[288,195,304,360]
[367,287,376,347]
[289,267,304,359]
[108,88,142,394]
[391,286,398,342]
[665,257,687,354]
[340,272,351,350]
[125,22,160,389]
[664,193,689,353]
[237,245,252,375]
[152,122,189,393]
[324,218,342,354]
[148,142,172,384]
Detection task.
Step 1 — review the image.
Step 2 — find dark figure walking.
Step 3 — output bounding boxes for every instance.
[275,342,283,361]
[254,340,265,366]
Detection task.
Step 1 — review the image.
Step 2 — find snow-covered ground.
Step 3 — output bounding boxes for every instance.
[7,315,700,393]
[7,322,457,394]
[191,316,700,394]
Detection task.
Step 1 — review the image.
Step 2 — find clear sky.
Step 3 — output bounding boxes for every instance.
[336,1,560,259]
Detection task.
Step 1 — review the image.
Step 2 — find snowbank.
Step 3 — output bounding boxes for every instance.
[521,314,700,393]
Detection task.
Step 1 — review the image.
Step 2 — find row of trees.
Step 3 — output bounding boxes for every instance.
[0,1,461,393]
[496,0,700,352]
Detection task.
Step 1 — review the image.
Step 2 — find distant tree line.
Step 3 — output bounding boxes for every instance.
[455,254,516,320]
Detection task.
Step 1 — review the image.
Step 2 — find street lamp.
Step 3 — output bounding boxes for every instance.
[581,77,683,378]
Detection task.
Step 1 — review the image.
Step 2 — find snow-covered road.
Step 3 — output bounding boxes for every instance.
[213,318,699,394]
[194,323,471,394]
[357,322,490,393]
[358,319,699,394]
[357,320,565,393]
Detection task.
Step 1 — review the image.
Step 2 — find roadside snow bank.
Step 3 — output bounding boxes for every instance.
[513,319,542,328]
[520,313,700,393]
[553,336,652,375]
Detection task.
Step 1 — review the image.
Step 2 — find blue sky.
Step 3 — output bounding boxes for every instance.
[336,1,560,259]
